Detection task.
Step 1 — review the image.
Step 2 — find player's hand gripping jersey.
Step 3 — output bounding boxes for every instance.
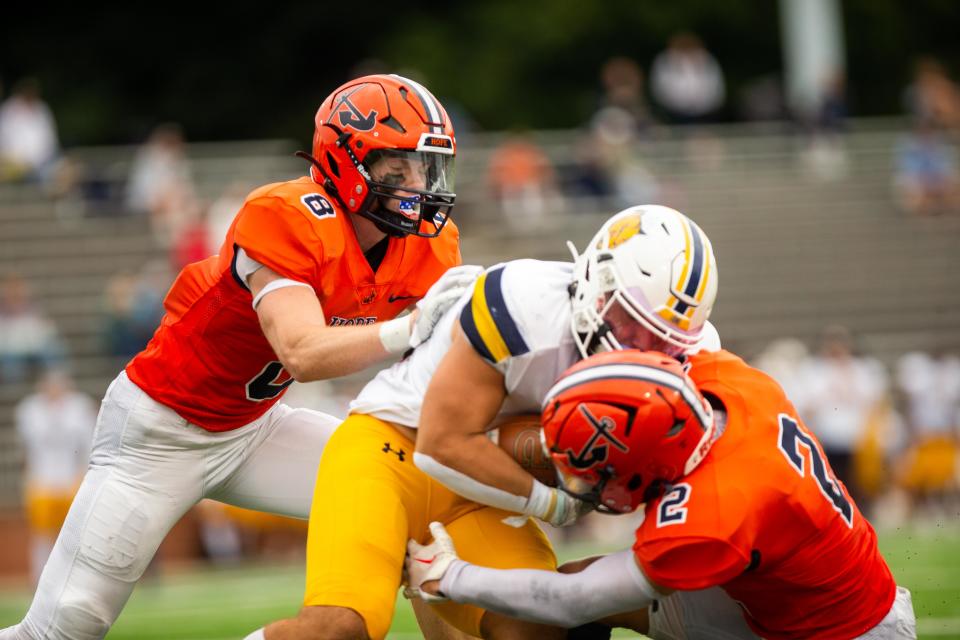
[634,350,897,640]
[351,259,580,423]
[127,177,461,431]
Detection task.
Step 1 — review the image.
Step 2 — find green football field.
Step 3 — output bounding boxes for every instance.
[0,526,957,639]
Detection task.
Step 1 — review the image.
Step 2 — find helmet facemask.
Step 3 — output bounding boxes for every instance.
[361,147,455,238]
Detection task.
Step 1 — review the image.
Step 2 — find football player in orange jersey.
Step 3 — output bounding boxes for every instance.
[406,350,918,639]
[0,74,479,640]
[402,209,916,639]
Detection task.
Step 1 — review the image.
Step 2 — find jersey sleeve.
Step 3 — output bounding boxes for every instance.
[634,536,750,591]
[458,263,534,376]
[232,196,323,286]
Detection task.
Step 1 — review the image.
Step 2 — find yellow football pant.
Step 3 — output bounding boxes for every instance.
[24,486,75,535]
[304,414,556,639]
[899,436,958,492]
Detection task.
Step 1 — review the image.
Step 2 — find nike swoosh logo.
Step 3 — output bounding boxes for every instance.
[389,294,418,303]
[414,556,436,565]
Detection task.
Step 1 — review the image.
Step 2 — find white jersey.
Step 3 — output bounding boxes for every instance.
[351,260,579,425]
[15,391,96,490]
[351,258,722,427]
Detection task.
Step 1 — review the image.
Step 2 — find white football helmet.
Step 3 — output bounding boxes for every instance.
[569,205,718,358]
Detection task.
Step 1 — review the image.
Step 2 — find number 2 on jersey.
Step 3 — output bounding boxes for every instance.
[657,483,692,527]
[777,414,854,527]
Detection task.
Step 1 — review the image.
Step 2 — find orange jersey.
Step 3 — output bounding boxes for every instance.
[634,350,896,640]
[126,176,461,432]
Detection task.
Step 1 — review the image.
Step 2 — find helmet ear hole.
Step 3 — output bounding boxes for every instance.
[627,474,643,492]
[325,151,340,178]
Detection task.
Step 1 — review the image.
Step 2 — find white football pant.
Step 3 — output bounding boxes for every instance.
[649,585,916,640]
[0,372,340,640]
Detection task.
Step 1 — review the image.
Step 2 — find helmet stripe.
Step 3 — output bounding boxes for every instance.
[673,218,704,315]
[543,362,712,429]
[682,220,706,301]
[391,74,443,134]
[693,228,713,305]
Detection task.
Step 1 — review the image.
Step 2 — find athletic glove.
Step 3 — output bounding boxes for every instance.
[409,265,484,349]
[404,521,461,602]
[503,480,594,528]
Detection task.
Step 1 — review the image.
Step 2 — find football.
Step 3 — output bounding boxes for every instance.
[490,414,558,487]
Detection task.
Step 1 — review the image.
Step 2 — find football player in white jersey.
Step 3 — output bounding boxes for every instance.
[249,204,720,640]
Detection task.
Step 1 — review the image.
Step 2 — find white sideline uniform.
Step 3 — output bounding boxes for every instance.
[1,372,339,640]
[352,259,721,426]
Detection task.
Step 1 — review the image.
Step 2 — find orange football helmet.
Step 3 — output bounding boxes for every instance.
[303,74,456,237]
[541,350,716,513]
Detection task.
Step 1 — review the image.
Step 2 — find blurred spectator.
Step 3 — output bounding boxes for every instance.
[903,57,960,131]
[15,369,96,583]
[575,107,661,207]
[650,32,725,125]
[894,351,960,514]
[597,56,653,134]
[892,118,960,216]
[0,273,64,383]
[206,181,250,253]
[801,71,850,181]
[194,500,243,565]
[0,77,60,184]
[101,262,169,360]
[171,210,212,270]
[751,337,810,402]
[563,133,617,201]
[125,123,199,246]
[738,74,788,122]
[486,131,563,228]
[796,326,890,510]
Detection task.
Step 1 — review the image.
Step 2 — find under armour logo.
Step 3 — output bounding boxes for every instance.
[334,87,378,131]
[565,404,629,470]
[382,442,406,461]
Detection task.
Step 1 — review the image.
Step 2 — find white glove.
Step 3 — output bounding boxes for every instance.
[503,480,594,528]
[409,265,484,348]
[404,521,460,602]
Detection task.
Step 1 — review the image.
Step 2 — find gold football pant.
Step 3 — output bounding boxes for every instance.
[304,414,556,639]
[24,486,75,535]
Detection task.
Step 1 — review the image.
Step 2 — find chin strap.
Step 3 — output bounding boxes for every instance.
[295,150,340,199]
[358,201,410,238]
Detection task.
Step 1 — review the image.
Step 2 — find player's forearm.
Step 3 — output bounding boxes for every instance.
[416,431,534,497]
[278,323,393,381]
[414,434,536,514]
[438,551,657,628]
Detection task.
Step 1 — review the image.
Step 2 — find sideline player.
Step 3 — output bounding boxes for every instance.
[1,74,473,640]
[406,349,918,639]
[14,370,96,583]
[250,205,720,640]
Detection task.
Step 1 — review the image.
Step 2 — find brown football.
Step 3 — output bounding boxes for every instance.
[490,414,558,487]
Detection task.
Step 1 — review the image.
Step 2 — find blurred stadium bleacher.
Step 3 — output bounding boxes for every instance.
[1,120,959,508]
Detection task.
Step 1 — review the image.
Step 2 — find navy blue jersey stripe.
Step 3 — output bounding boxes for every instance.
[459,301,496,363]
[484,267,530,357]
